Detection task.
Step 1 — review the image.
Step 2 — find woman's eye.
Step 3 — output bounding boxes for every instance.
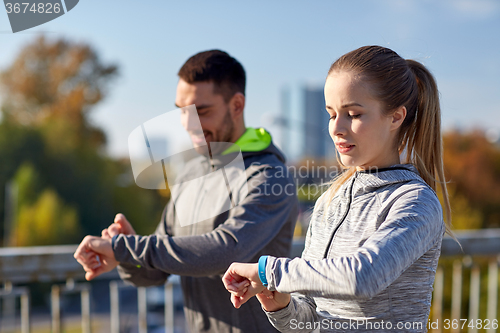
[349,114,361,119]
[329,115,336,120]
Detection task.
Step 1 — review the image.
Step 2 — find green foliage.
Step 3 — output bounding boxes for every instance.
[13,188,80,246]
[112,182,166,235]
[0,120,47,238]
[0,117,166,245]
[14,162,43,207]
[5,162,80,246]
[0,36,167,246]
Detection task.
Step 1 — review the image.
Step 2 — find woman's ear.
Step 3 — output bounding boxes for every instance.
[229,92,245,120]
[391,106,407,131]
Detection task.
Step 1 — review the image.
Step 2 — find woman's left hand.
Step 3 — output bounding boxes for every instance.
[223,262,291,311]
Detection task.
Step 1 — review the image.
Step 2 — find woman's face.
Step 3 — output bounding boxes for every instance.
[325,71,402,171]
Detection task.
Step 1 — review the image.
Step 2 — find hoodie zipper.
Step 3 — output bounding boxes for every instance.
[323,174,356,259]
[190,158,212,235]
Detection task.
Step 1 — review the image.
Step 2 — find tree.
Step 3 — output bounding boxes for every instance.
[0,36,166,246]
[0,35,118,150]
[442,130,500,229]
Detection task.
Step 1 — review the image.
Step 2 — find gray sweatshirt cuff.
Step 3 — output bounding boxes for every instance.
[265,255,278,291]
[263,297,296,329]
[112,234,142,267]
[263,296,294,315]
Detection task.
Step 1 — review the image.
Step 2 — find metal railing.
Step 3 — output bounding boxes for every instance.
[0,229,499,333]
[430,229,500,333]
[0,245,176,333]
[292,229,500,333]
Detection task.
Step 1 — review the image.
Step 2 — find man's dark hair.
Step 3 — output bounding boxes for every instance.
[178,50,246,102]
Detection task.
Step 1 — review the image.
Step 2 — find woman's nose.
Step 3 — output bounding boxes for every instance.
[330,117,347,137]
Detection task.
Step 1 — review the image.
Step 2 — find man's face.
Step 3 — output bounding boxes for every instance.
[176,79,235,155]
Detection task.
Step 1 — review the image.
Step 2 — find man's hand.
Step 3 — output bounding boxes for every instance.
[74,236,118,281]
[102,213,136,239]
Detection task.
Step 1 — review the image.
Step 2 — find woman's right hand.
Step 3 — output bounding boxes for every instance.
[256,290,291,312]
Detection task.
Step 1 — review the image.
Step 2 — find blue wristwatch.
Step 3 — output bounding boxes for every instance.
[258,255,269,287]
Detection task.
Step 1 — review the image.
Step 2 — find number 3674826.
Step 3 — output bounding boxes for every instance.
[5,3,61,14]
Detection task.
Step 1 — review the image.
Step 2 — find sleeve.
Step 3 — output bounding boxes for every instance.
[116,263,170,286]
[265,188,445,300]
[264,199,321,330]
[115,204,172,287]
[265,294,319,333]
[112,166,297,277]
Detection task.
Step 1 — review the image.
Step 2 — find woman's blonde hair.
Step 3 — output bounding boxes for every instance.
[324,46,452,234]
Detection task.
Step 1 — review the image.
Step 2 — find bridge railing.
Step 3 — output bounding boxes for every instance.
[1,229,499,333]
[0,245,176,333]
[291,229,500,333]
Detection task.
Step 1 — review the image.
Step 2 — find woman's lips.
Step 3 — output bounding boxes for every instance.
[336,143,355,153]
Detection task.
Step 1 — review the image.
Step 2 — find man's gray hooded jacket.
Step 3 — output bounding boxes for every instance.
[112,135,298,333]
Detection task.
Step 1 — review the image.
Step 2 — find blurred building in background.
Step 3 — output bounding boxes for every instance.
[302,86,331,160]
[272,84,334,162]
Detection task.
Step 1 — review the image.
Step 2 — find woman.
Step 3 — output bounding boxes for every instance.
[223,45,453,333]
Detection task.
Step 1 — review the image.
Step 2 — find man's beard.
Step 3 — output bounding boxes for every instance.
[194,108,235,157]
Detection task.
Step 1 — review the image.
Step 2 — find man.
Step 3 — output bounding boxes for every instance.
[74,50,298,333]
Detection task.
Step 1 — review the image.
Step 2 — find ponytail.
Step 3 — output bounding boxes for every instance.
[403,60,453,234]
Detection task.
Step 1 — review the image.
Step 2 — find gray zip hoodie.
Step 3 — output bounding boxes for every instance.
[112,140,298,333]
[264,165,445,333]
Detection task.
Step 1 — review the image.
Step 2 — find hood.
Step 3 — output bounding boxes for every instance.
[223,127,272,154]
[353,164,426,196]
[211,128,286,167]
[316,164,429,207]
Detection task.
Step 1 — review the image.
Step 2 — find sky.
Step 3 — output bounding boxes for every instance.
[1,0,499,159]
